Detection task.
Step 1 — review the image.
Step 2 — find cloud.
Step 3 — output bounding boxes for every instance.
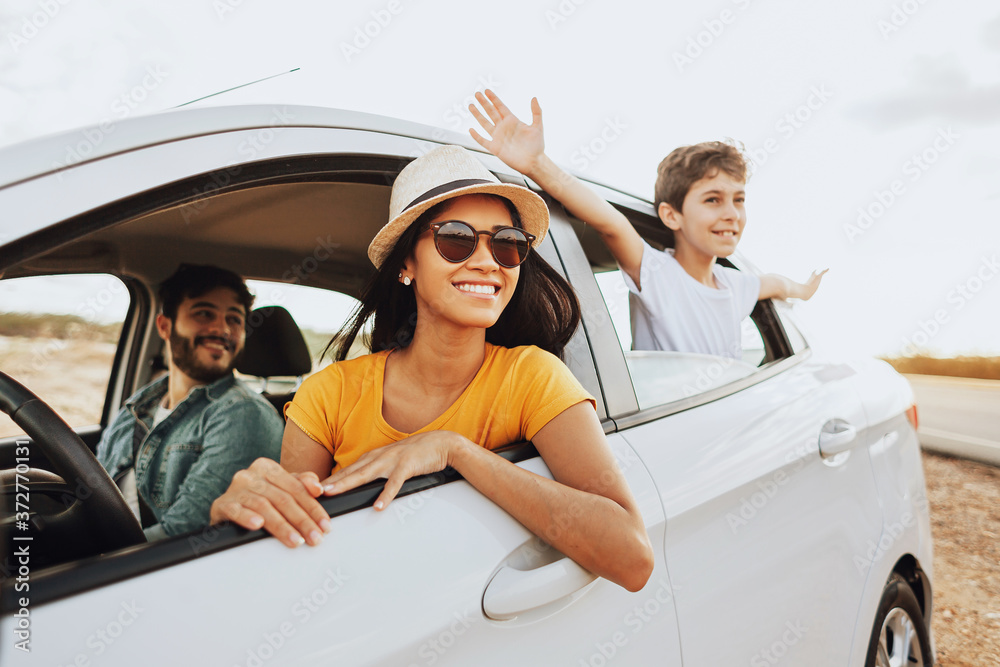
[851,54,1000,128]
[983,14,1000,52]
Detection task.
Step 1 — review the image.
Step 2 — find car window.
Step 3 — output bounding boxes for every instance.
[233,280,366,397]
[595,267,766,409]
[773,302,808,355]
[0,274,129,437]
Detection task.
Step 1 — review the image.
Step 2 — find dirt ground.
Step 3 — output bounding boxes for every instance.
[923,452,1000,666]
[0,335,115,437]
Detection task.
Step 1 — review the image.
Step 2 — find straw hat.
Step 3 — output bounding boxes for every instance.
[367,145,549,268]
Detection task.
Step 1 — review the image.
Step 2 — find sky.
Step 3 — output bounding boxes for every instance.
[1,0,998,360]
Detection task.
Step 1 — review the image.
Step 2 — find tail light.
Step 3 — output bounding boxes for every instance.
[905,404,918,431]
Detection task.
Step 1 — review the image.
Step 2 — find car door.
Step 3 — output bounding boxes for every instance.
[552,187,886,665]
[622,360,881,665]
[0,110,682,665]
[1,438,675,667]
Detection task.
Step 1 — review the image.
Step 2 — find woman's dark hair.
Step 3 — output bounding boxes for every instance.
[325,194,581,361]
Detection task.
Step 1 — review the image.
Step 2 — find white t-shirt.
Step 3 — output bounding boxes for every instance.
[623,242,761,359]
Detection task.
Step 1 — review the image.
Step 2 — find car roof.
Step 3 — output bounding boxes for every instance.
[0,104,479,190]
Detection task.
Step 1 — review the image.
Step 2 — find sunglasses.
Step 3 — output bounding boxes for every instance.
[422,221,535,268]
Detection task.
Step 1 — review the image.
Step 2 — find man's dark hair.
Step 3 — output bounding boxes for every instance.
[158,264,255,320]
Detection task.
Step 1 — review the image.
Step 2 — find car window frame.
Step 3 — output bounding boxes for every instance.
[541,177,812,429]
[0,273,147,465]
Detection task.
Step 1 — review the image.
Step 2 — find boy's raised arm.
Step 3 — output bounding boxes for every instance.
[758,269,828,301]
[469,90,646,287]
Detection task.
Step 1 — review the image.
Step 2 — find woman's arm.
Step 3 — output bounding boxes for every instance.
[453,402,653,592]
[323,402,654,592]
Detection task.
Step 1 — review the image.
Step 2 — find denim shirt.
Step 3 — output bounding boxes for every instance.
[97,373,284,538]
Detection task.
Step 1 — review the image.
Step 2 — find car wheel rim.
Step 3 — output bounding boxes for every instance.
[877,607,924,667]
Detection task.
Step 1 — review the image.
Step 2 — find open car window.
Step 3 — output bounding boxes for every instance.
[566,195,796,414]
[0,274,130,438]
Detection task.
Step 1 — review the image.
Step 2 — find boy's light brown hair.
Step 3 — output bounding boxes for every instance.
[654,141,748,213]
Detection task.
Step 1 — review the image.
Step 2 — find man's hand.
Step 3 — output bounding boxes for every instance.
[209,457,331,548]
[469,89,546,176]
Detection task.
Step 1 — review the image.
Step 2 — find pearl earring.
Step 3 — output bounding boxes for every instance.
[403,276,411,286]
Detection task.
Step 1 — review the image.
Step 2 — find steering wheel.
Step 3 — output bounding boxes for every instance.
[0,370,145,550]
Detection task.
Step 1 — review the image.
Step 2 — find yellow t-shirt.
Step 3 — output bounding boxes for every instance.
[285,343,595,472]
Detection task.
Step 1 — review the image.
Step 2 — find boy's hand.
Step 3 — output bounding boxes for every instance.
[799,269,828,300]
[469,89,545,176]
[759,269,829,301]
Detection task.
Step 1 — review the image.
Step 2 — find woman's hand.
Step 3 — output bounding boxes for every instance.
[209,457,332,548]
[322,430,466,510]
[468,89,546,176]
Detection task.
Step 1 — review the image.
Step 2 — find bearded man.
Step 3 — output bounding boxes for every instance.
[97,265,283,539]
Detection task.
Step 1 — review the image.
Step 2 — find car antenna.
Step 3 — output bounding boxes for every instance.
[171,68,301,108]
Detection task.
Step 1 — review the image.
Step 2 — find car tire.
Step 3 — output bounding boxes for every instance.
[864,572,932,667]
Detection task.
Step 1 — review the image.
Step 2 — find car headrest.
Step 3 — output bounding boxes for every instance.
[237,306,313,378]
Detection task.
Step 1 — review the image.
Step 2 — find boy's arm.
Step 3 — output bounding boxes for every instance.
[758,269,828,301]
[469,90,646,287]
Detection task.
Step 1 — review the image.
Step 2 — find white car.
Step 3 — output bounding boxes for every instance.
[0,105,934,666]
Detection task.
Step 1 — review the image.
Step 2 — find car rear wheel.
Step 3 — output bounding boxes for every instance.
[865,573,932,667]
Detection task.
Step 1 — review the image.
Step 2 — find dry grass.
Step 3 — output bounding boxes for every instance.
[881,355,1000,381]
[0,312,120,342]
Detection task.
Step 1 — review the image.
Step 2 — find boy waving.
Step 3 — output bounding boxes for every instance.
[470,90,826,360]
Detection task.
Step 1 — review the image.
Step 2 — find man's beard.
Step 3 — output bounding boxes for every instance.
[169,329,241,384]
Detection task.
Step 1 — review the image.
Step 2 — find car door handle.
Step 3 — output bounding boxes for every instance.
[818,419,858,457]
[483,558,598,621]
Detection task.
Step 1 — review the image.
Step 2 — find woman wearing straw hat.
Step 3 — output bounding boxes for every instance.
[210,145,654,592]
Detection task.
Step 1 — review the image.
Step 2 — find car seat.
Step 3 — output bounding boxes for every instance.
[236,306,313,414]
